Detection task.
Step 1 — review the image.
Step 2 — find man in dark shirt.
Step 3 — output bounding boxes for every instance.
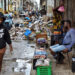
[0,12,13,72]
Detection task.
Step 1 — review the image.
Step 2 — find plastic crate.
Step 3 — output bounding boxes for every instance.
[37,62,52,75]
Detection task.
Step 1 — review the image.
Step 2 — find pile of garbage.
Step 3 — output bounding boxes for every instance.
[9,15,53,75]
[14,59,32,75]
[10,26,25,41]
[9,14,53,43]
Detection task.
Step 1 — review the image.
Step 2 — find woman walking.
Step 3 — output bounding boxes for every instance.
[0,12,13,72]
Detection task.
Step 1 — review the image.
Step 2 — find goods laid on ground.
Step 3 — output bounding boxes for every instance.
[9,15,53,75]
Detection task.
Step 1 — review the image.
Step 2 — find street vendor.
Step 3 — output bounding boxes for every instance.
[53,0,65,14]
[0,12,13,72]
[50,20,75,62]
[52,0,65,45]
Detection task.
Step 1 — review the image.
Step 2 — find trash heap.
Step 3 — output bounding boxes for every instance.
[9,15,53,75]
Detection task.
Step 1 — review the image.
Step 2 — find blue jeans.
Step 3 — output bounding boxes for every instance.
[50,44,66,52]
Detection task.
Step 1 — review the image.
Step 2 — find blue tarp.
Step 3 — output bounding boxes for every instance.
[24,29,32,37]
[25,17,30,20]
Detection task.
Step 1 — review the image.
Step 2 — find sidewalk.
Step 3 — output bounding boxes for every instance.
[1,40,35,75]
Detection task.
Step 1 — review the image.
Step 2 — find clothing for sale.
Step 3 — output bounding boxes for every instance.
[0,25,11,49]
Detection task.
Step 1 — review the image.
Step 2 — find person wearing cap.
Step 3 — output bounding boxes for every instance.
[0,12,13,72]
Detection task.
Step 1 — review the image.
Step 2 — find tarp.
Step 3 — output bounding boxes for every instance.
[24,29,32,37]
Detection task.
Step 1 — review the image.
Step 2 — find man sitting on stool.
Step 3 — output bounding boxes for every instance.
[50,20,75,63]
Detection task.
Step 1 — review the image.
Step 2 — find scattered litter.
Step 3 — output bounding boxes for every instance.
[14,59,32,75]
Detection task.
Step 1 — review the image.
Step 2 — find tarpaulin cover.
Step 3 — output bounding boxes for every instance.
[24,29,32,37]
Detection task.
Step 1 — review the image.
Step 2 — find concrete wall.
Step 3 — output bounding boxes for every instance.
[64,0,73,21]
[64,0,75,23]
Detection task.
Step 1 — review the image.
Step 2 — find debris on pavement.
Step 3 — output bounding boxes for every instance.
[14,59,32,75]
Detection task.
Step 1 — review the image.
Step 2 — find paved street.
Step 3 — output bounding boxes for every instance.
[1,39,75,75]
[0,18,75,75]
[1,40,36,75]
[0,0,75,74]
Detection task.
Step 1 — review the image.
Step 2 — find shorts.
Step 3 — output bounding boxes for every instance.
[50,44,66,52]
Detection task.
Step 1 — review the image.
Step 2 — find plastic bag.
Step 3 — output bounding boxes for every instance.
[25,17,30,20]
[24,29,32,37]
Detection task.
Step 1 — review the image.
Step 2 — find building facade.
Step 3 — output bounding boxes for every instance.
[40,0,54,16]
[47,0,54,17]
[0,0,4,12]
[40,0,47,10]
[64,0,74,22]
[54,0,75,23]
[0,0,10,13]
